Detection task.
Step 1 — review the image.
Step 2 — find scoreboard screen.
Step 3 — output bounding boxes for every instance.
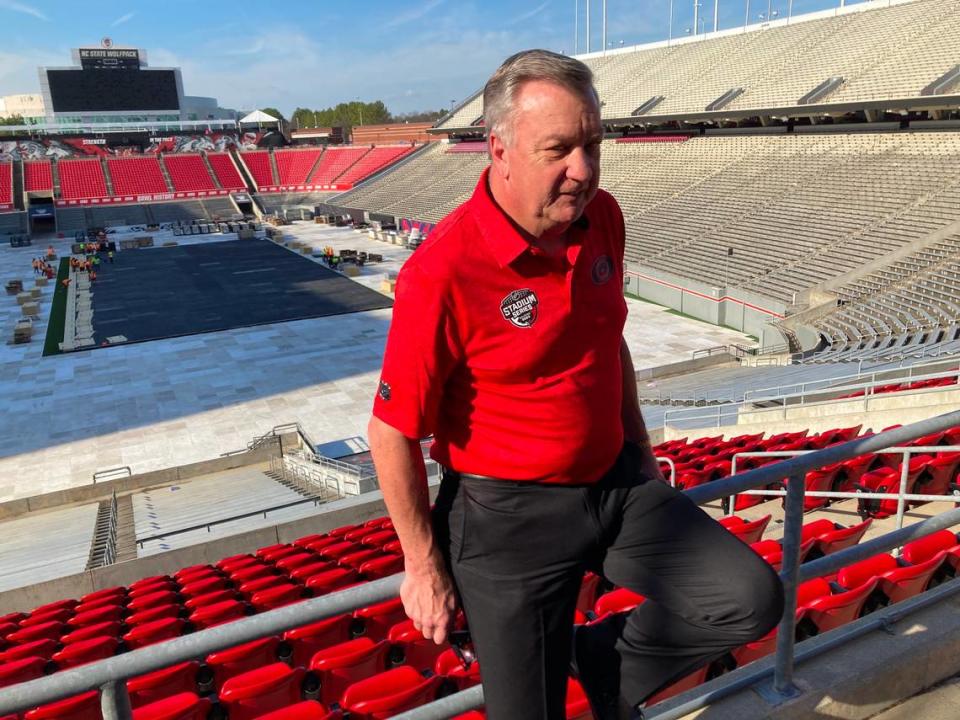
[47,68,179,112]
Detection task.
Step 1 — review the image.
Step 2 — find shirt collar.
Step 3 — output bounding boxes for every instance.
[469,166,590,269]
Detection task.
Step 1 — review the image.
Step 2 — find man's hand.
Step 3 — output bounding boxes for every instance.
[401,552,457,645]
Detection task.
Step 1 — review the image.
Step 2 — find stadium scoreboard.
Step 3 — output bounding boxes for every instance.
[41,43,184,117]
[78,48,141,70]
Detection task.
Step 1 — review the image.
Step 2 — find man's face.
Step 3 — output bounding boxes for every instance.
[491,80,602,238]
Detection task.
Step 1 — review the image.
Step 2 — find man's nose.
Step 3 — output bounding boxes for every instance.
[566,147,594,184]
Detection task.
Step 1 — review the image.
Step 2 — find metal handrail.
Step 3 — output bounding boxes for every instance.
[91,466,132,484]
[2,410,960,719]
[103,491,119,566]
[664,365,959,427]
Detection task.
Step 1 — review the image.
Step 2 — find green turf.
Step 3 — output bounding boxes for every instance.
[42,258,69,357]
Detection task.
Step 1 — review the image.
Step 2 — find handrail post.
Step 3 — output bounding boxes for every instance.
[894,448,912,541]
[772,472,805,699]
[100,680,132,720]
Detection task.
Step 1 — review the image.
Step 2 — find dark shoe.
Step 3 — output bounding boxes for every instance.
[570,615,641,720]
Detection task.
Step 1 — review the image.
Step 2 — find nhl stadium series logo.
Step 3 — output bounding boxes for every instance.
[592,255,614,285]
[500,289,539,328]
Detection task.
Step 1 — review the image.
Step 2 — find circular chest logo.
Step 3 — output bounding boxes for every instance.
[500,289,539,328]
[592,255,614,285]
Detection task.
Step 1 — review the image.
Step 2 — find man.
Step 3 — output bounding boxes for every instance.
[368,49,783,720]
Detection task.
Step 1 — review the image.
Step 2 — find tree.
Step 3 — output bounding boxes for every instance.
[0,114,25,126]
[291,107,316,129]
[391,109,449,123]
[259,107,285,122]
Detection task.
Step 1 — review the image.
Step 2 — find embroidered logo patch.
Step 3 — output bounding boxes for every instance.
[378,380,392,401]
[591,255,614,285]
[500,289,539,328]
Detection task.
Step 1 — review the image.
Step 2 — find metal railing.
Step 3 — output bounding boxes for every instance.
[2,411,960,719]
[663,364,960,428]
[220,421,318,458]
[91,466,131,484]
[103,491,119,567]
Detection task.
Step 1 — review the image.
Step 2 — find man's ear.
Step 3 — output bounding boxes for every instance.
[488,132,509,180]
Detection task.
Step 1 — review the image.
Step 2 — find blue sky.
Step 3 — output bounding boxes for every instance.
[0,0,864,116]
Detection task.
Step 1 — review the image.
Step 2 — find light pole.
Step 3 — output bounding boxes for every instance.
[574,0,578,54]
[602,0,607,55]
[669,0,674,44]
[714,0,719,32]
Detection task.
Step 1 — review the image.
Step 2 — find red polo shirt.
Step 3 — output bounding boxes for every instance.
[373,167,628,485]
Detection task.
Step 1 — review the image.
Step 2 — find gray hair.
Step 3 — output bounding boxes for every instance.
[483,49,597,147]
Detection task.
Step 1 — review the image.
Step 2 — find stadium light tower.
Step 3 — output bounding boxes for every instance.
[693,0,700,35]
[668,0,674,44]
[574,0,578,54]
[714,0,719,32]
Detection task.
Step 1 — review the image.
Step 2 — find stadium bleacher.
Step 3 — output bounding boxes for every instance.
[239,151,276,189]
[1,423,958,717]
[57,158,109,200]
[162,155,218,193]
[308,146,370,186]
[274,149,323,186]
[106,157,170,197]
[436,0,960,128]
[0,162,13,209]
[206,153,247,190]
[22,160,52,194]
[333,145,414,187]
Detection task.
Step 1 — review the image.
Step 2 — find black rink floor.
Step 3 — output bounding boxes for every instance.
[90,239,394,345]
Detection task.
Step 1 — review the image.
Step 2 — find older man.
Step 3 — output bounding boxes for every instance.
[368,49,783,720]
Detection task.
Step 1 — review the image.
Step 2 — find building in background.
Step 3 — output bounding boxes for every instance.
[0,94,46,124]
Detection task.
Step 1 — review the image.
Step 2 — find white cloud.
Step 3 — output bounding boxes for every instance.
[509,1,551,26]
[111,11,135,27]
[0,0,48,21]
[385,0,447,28]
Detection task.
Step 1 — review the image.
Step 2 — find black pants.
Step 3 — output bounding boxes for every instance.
[432,443,784,719]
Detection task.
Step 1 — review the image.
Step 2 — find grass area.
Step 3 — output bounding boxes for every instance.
[42,258,69,357]
[624,290,666,306]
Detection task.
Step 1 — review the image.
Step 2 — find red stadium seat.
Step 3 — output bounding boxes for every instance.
[801,579,878,636]
[275,148,323,185]
[123,617,186,649]
[51,635,119,669]
[593,588,646,616]
[276,553,320,573]
[434,648,481,690]
[128,589,179,612]
[20,607,73,627]
[162,155,217,192]
[178,575,227,598]
[219,663,307,720]
[183,589,237,612]
[305,568,359,595]
[125,603,181,628]
[254,701,340,720]
[188,599,248,629]
[359,554,404,580]
[718,515,771,544]
[6,620,64,645]
[60,620,122,645]
[131,692,212,720]
[128,662,201,709]
[58,158,109,200]
[80,587,127,605]
[70,603,126,627]
[360,531,399,549]
[565,677,593,720]
[239,151,276,188]
[290,561,337,583]
[900,530,959,564]
[206,636,281,690]
[107,157,169,195]
[339,665,443,720]
[335,146,414,186]
[353,598,408,641]
[577,572,602,615]
[0,638,58,663]
[206,153,246,190]
[339,549,385,571]
[646,665,709,705]
[250,583,304,612]
[281,614,353,668]
[24,690,101,720]
[0,656,47,688]
[309,637,390,706]
[258,544,301,563]
[387,620,448,672]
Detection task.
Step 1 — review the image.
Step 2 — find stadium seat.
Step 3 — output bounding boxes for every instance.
[178,575,227,598]
[188,598,248,629]
[339,665,443,720]
[386,620,448,672]
[127,661,201,708]
[51,635,119,669]
[131,692,212,720]
[206,153,246,190]
[60,620,122,645]
[338,549,385,571]
[253,701,340,719]
[23,690,101,720]
[593,588,646,616]
[802,519,872,559]
[305,568,360,595]
[289,561,337,584]
[57,158,109,199]
[0,656,47,688]
[280,614,353,668]
[0,638,58,663]
[309,637,390,706]
[577,572,602,615]
[353,598,408,641]
[275,149,323,185]
[799,580,878,638]
[107,157,169,195]
[646,665,709,705]
[163,155,217,192]
[123,617,186,649]
[23,160,53,193]
[718,515,771,544]
[6,620,64,645]
[125,604,181,627]
[206,635,281,690]
[71,603,127,627]
[250,583,304,612]
[239,152,275,188]
[184,589,237,612]
[219,663,308,720]
[359,554,404,580]
[434,648,481,691]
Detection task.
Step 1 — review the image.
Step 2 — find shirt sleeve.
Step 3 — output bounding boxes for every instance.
[372,261,462,439]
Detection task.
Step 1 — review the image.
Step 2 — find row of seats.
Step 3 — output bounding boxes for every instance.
[163,155,218,193]
[107,158,170,196]
[22,161,52,193]
[657,424,960,517]
[2,427,959,718]
[837,375,958,399]
[0,163,13,205]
